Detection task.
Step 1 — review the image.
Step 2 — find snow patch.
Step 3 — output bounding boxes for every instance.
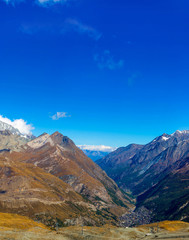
[161,136,170,141]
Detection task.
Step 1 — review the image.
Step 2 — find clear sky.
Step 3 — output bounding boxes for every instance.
[0,0,189,147]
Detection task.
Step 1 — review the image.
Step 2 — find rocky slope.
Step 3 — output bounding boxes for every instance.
[97,130,189,223]
[0,153,127,226]
[0,155,96,225]
[98,131,189,194]
[0,121,21,136]
[97,144,144,180]
[137,156,189,223]
[0,130,28,152]
[1,132,134,224]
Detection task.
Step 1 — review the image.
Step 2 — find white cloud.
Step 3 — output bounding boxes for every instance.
[63,18,102,41]
[78,145,117,152]
[51,112,71,120]
[94,50,124,70]
[0,115,34,136]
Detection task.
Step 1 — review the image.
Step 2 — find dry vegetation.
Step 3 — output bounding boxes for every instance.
[138,220,189,232]
[0,213,189,240]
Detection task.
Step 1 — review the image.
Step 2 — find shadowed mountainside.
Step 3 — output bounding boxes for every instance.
[97,130,189,223]
[137,157,189,223]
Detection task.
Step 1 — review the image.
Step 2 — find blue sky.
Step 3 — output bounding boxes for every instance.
[0,0,189,147]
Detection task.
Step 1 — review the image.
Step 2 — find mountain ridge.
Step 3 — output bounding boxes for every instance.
[97,130,189,224]
[0,131,134,226]
[0,120,35,140]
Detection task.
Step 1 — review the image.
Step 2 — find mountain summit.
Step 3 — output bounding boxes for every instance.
[0,120,34,140]
[22,132,132,208]
[0,120,21,136]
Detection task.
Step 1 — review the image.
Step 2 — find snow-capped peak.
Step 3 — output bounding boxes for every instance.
[0,120,34,140]
[171,130,189,136]
[0,120,21,135]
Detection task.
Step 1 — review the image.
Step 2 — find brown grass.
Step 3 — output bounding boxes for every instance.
[138,220,189,232]
[0,212,48,231]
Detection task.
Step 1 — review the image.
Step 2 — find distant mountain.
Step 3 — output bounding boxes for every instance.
[78,145,116,161]
[80,149,110,161]
[97,130,189,223]
[0,120,21,135]
[2,132,134,225]
[96,144,144,176]
[0,120,34,140]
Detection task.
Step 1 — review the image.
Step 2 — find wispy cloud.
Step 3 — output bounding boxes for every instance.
[63,18,102,41]
[78,145,117,152]
[36,0,69,7]
[94,50,124,70]
[3,0,24,5]
[0,115,34,136]
[19,19,101,41]
[50,112,71,120]
[2,0,70,6]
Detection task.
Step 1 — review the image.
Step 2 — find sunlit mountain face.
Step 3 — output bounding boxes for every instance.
[0,129,134,227]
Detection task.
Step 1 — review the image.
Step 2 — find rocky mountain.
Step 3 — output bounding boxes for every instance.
[97,144,144,179]
[0,120,34,140]
[97,130,189,223]
[0,155,105,227]
[0,130,28,152]
[137,156,189,223]
[0,131,134,226]
[0,120,21,135]
[98,131,189,194]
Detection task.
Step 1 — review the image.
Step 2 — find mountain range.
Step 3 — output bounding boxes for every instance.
[0,120,34,140]
[78,145,116,161]
[97,130,189,224]
[0,128,134,227]
[79,149,110,161]
[0,119,188,227]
